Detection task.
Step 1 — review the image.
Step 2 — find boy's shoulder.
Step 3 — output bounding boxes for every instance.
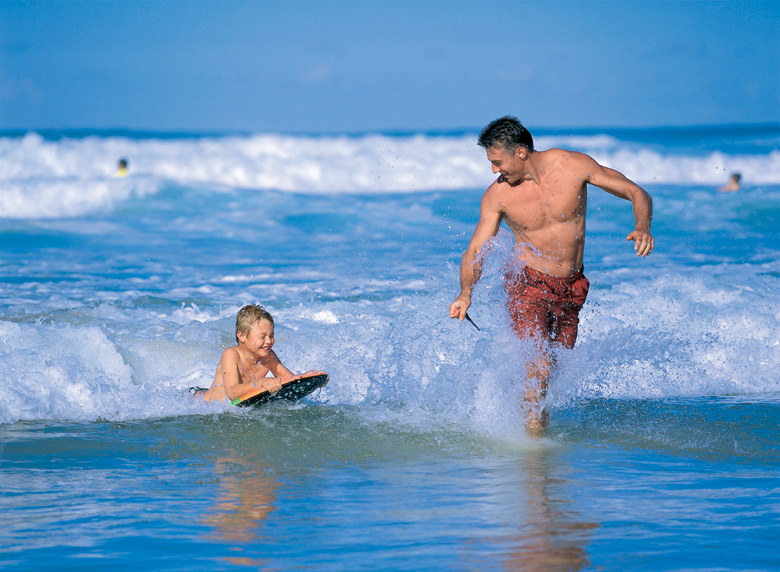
[221,345,241,361]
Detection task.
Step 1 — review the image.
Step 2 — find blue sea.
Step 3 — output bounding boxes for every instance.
[1,126,779,571]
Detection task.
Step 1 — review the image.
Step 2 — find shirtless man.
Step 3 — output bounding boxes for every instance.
[449,116,654,429]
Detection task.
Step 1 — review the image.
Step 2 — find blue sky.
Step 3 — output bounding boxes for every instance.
[1,1,778,133]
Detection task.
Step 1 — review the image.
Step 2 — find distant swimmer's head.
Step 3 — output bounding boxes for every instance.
[719,172,742,192]
[119,158,128,170]
[116,158,129,177]
[235,303,274,343]
[478,116,534,155]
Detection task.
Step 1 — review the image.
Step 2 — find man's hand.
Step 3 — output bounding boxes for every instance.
[627,229,654,257]
[449,295,471,320]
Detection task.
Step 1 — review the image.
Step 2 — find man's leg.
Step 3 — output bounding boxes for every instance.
[507,295,554,430]
[550,305,581,350]
[506,270,589,431]
[523,349,554,431]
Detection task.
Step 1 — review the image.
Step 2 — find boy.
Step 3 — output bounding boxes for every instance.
[199,304,319,402]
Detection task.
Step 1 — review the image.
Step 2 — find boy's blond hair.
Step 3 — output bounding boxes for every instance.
[235,304,274,343]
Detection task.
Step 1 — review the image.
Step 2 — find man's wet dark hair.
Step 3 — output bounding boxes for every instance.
[478,116,534,154]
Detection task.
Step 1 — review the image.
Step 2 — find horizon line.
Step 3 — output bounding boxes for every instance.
[2,122,780,141]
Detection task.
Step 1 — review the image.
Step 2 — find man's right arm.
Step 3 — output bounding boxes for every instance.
[449,187,503,321]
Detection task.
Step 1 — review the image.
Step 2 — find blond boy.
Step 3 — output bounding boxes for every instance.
[201,304,320,402]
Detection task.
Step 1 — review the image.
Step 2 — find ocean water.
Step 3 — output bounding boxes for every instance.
[1,126,779,571]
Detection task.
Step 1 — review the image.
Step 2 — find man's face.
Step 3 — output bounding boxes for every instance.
[486,146,524,184]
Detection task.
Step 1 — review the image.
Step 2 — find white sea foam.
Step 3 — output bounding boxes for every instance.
[0,321,134,422]
[1,131,779,219]
[1,266,778,426]
[0,316,232,424]
[1,130,778,426]
[0,176,160,219]
[551,273,780,405]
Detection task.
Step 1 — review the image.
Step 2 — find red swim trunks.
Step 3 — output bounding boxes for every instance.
[504,266,590,349]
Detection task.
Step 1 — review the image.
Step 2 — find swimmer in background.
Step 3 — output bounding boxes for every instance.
[115,158,129,177]
[719,172,741,192]
[199,304,325,402]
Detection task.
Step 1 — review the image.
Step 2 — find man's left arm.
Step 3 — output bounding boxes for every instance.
[586,161,654,257]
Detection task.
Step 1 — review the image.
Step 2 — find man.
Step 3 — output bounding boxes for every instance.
[449,116,653,430]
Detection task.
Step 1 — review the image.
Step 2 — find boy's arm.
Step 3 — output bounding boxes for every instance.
[222,349,284,398]
[266,350,296,384]
[219,348,245,401]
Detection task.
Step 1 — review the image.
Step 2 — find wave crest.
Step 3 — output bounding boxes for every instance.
[1,131,778,219]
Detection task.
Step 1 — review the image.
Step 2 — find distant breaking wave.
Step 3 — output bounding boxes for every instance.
[0,130,779,219]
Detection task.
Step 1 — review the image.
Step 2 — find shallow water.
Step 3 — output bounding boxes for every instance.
[0,128,779,570]
[3,401,778,571]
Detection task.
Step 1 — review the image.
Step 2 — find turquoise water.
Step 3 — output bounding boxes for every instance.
[1,128,779,570]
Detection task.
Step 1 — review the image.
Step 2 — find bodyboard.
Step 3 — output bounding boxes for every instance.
[231,373,329,408]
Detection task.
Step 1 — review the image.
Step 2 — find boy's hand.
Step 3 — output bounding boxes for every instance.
[295,370,327,379]
[292,370,329,387]
[260,377,282,393]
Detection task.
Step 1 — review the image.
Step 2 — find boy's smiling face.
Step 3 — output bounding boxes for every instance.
[237,319,275,359]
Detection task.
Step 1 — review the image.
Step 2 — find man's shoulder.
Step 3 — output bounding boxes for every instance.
[483,178,507,202]
[473,181,506,218]
[538,148,598,176]
[539,147,594,164]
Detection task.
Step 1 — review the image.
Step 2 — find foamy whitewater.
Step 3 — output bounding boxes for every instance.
[1,127,779,571]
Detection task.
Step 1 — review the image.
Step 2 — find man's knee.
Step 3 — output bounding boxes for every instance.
[525,360,549,381]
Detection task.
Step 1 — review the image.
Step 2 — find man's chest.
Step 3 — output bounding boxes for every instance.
[499,181,586,230]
